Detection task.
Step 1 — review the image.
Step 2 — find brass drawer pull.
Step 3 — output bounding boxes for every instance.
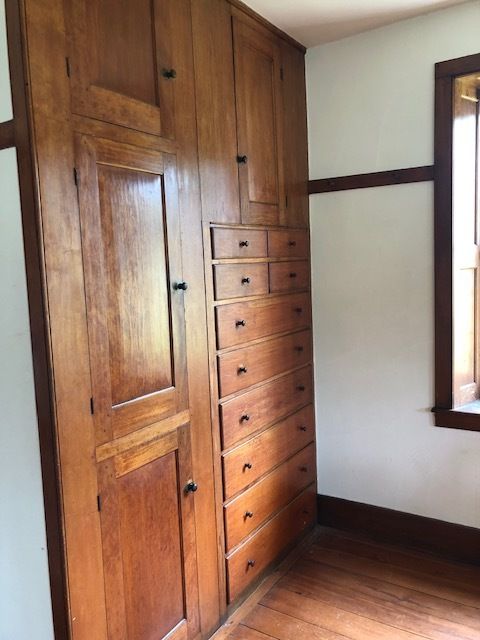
[237,366,248,375]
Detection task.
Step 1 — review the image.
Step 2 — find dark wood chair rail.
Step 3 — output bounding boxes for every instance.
[0,119,15,150]
[309,165,434,194]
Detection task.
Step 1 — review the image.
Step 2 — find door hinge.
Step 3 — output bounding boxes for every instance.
[280,67,284,81]
[73,167,79,187]
[66,57,71,78]
[97,495,102,512]
[90,397,94,414]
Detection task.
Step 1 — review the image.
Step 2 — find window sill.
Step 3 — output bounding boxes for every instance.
[434,401,480,432]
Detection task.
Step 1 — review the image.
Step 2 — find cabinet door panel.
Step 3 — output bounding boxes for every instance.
[99,424,199,640]
[65,0,184,138]
[233,14,285,225]
[76,135,187,442]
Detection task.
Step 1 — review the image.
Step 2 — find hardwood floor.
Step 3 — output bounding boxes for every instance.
[215,527,480,640]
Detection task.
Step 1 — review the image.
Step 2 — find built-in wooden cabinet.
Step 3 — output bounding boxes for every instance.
[16,0,313,636]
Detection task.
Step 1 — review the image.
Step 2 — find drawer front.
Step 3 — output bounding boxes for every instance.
[269,261,310,293]
[217,330,312,398]
[215,293,311,350]
[224,444,316,551]
[268,229,309,258]
[222,405,315,498]
[212,228,267,259]
[226,485,316,603]
[214,263,268,300]
[220,365,312,449]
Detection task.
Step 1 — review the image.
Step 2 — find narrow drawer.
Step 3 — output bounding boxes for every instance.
[215,292,311,350]
[214,263,268,300]
[224,444,316,551]
[217,329,312,398]
[268,229,309,258]
[211,228,267,259]
[226,485,316,603]
[222,405,315,498]
[220,365,312,449]
[269,261,310,293]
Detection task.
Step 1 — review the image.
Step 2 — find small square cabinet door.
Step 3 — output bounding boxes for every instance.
[75,134,188,443]
[233,14,285,225]
[64,0,188,138]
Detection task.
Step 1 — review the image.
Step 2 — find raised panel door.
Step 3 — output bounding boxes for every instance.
[232,14,285,225]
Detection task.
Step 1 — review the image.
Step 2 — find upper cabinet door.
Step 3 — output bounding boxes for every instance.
[65,0,183,138]
[75,135,188,443]
[232,13,285,226]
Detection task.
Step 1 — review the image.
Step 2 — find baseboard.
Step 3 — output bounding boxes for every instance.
[317,494,480,566]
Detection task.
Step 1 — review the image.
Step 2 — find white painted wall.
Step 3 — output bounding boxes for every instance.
[307,0,480,527]
[0,2,54,638]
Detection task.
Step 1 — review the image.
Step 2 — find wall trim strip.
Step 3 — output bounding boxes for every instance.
[317,494,480,566]
[308,165,434,194]
[0,119,15,149]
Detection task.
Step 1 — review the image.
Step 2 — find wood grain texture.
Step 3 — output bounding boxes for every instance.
[268,229,309,258]
[0,119,15,148]
[214,263,269,300]
[269,261,310,293]
[212,228,268,259]
[309,166,434,194]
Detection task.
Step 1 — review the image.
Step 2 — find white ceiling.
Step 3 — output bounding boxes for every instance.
[243,0,470,47]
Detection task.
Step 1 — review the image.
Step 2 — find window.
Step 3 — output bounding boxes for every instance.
[434,53,480,431]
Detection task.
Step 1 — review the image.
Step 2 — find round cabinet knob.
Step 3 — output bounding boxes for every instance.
[237,366,248,375]
[236,319,247,327]
[244,511,254,519]
[185,480,198,493]
[239,240,249,247]
[244,462,252,470]
[294,307,303,314]
[297,385,306,392]
[295,346,304,353]
[237,155,248,164]
[300,466,308,472]
[289,240,297,247]
[240,414,250,422]
[175,281,188,291]
[247,559,256,568]
[289,272,297,279]
[299,425,307,432]
[241,277,251,285]
[162,68,177,79]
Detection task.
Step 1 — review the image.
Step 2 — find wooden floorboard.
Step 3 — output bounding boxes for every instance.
[216,527,480,640]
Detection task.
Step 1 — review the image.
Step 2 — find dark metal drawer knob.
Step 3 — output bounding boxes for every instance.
[238,366,248,375]
[240,414,250,422]
[289,240,297,247]
[185,480,198,493]
[297,385,306,392]
[295,346,304,352]
[299,425,307,432]
[241,277,251,284]
[175,281,188,291]
[237,155,248,164]
[244,462,252,470]
[300,466,308,472]
[289,272,297,278]
[239,240,249,247]
[247,559,256,568]
[244,511,254,519]
[236,319,247,327]
[294,307,303,314]
[162,68,177,79]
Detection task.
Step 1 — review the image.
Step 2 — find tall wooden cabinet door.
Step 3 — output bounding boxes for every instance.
[232,13,285,225]
[97,424,199,640]
[64,0,185,138]
[75,135,188,443]
[281,43,309,228]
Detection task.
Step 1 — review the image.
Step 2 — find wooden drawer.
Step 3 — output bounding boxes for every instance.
[220,365,312,449]
[211,228,267,259]
[215,292,311,350]
[268,229,309,258]
[214,263,268,300]
[224,444,316,551]
[222,405,315,498]
[226,485,316,603]
[269,261,310,293]
[217,330,312,398]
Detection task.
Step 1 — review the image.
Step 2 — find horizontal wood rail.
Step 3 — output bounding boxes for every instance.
[309,165,434,194]
[0,119,15,149]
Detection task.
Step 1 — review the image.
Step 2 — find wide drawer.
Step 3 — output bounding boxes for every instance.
[220,365,312,449]
[268,229,309,258]
[224,444,316,551]
[217,329,312,398]
[215,292,311,350]
[222,405,315,498]
[269,261,310,293]
[212,228,267,259]
[214,263,268,300]
[226,485,316,603]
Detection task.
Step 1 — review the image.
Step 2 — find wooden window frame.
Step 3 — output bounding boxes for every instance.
[434,52,480,432]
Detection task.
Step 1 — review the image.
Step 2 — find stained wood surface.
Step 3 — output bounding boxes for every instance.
[218,527,480,640]
[0,119,15,149]
[269,261,310,293]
